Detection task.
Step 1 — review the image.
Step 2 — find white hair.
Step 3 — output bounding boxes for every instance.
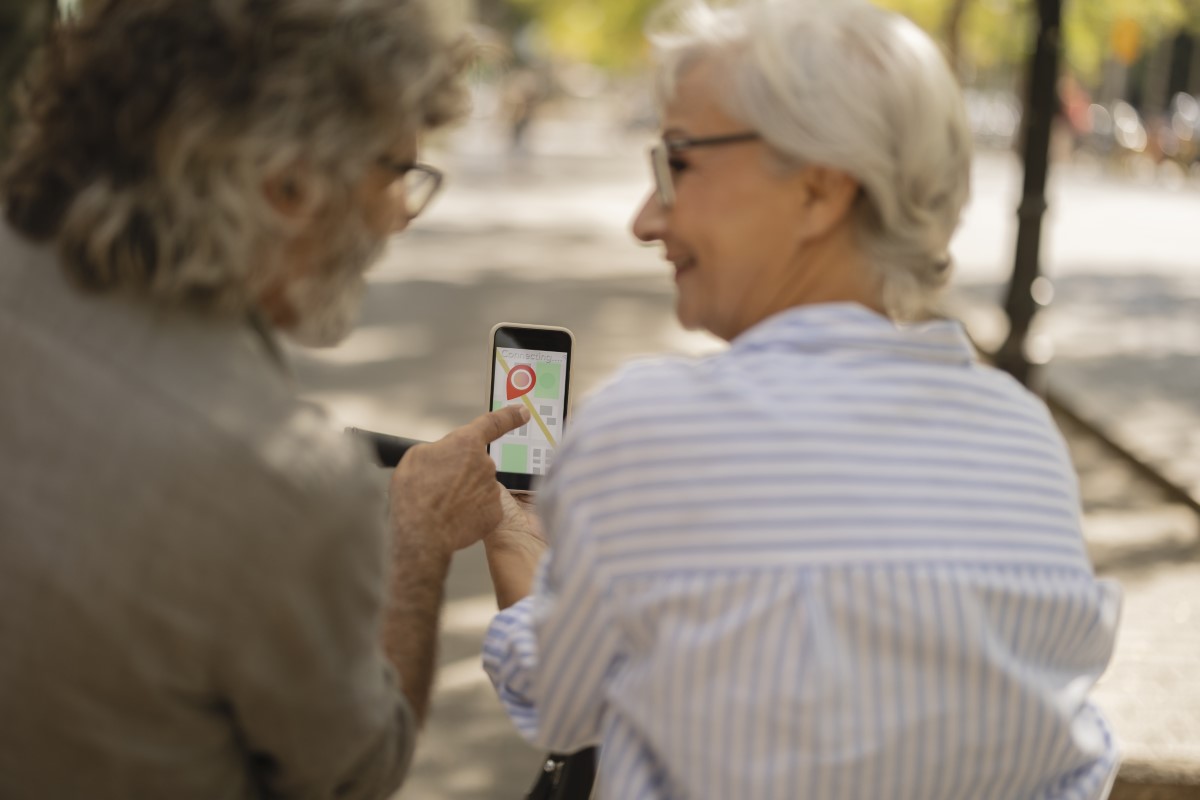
[648,0,972,320]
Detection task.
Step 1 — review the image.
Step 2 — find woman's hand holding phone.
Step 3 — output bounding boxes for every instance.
[484,490,547,610]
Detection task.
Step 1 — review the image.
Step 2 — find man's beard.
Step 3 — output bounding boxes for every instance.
[278,216,387,348]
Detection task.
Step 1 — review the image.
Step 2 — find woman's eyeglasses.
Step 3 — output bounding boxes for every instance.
[648,131,760,209]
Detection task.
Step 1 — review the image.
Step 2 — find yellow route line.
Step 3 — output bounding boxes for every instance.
[495,350,557,447]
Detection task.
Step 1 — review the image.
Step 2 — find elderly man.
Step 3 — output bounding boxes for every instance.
[0,0,527,797]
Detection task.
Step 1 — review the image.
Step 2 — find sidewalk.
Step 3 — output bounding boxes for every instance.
[289,97,1200,797]
[1054,412,1200,799]
[946,149,1200,509]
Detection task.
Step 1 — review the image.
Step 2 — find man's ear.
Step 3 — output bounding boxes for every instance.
[791,165,860,241]
[262,168,311,220]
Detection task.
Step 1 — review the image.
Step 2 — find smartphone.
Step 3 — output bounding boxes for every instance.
[487,322,574,492]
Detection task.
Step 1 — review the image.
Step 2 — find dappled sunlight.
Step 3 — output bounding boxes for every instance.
[374,224,664,283]
[1048,290,1200,359]
[950,151,1200,289]
[289,324,437,366]
[394,549,542,799]
[291,253,722,441]
[435,654,498,694]
[442,594,504,637]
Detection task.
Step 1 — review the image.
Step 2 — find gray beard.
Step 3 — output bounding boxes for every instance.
[278,222,386,348]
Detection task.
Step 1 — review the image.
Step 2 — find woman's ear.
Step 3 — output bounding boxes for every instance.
[791,165,860,241]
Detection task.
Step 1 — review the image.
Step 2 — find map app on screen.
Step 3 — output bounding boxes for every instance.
[490,346,568,476]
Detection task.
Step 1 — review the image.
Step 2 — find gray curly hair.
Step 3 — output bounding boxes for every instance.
[648,0,972,320]
[2,0,470,313]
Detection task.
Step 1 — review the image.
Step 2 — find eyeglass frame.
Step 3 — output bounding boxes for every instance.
[376,157,444,220]
[649,131,760,209]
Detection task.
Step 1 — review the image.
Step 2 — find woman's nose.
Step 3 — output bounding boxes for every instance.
[631,191,664,244]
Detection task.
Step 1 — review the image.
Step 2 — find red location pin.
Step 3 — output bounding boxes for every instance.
[506,364,537,400]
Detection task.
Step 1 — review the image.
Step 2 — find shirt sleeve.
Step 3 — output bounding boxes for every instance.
[213,424,416,800]
[482,443,622,754]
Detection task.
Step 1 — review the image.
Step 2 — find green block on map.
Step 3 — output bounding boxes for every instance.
[534,362,561,399]
[493,399,504,411]
[500,444,528,473]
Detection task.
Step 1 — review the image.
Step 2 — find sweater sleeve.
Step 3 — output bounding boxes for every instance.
[212,411,417,800]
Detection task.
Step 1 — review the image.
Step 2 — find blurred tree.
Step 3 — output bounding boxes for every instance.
[880,0,1197,85]
[876,0,967,52]
[486,0,1200,82]
[504,0,658,68]
[1065,0,1189,82]
[0,0,56,158]
[943,0,971,71]
[475,0,536,40]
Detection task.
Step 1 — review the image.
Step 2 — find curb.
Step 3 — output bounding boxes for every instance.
[1045,390,1200,519]
[1111,759,1200,799]
[957,309,1200,799]
[950,302,1200,519]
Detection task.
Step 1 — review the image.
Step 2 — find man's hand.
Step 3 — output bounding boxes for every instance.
[388,405,530,557]
[382,404,528,727]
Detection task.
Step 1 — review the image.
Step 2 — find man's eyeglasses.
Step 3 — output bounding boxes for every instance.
[378,158,444,220]
[649,131,760,209]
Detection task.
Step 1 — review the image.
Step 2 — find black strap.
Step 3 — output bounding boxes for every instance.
[525,748,596,800]
[344,427,425,467]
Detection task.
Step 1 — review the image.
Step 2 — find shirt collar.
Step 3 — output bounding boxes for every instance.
[731,302,977,366]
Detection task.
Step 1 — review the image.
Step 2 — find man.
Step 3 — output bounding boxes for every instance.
[0,0,527,797]
[0,0,56,156]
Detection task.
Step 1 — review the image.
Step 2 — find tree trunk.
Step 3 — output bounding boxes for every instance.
[942,0,973,78]
[1190,35,1200,95]
[0,0,57,160]
[995,0,1062,390]
[1190,36,1200,95]
[1141,34,1174,117]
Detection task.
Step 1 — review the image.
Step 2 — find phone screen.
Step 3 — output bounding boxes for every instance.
[488,325,572,491]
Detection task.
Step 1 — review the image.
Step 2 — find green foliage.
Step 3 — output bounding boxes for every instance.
[500,0,1197,82]
[1065,0,1190,81]
[961,1,1033,73]
[875,0,950,31]
[878,0,1195,84]
[507,0,658,68]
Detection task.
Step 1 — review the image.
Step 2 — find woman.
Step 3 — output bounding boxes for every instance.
[479,1,1121,797]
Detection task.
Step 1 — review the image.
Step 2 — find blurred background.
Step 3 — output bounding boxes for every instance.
[3,0,1199,796]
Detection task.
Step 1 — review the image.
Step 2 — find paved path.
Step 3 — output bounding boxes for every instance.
[1055,413,1200,798]
[286,97,1200,797]
[948,152,1200,504]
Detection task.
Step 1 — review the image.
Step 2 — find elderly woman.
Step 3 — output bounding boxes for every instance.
[0,0,529,797]
[478,0,1121,797]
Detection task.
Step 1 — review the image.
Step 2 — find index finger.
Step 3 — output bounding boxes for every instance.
[458,404,531,446]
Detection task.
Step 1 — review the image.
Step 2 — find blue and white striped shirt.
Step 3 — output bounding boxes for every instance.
[483,303,1121,799]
